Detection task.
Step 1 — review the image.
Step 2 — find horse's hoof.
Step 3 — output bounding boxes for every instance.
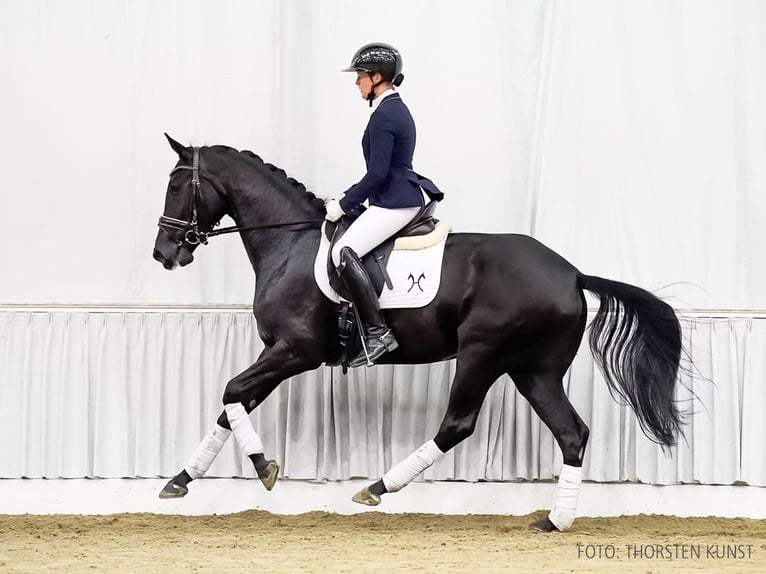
[529,517,559,532]
[158,481,188,499]
[259,461,279,491]
[352,487,381,506]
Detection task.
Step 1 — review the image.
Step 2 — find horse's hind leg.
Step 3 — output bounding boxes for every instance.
[511,370,590,532]
[352,352,502,506]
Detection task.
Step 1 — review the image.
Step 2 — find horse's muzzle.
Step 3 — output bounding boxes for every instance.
[153,238,195,270]
[153,248,176,270]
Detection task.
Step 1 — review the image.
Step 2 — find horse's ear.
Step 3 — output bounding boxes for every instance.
[164,133,190,158]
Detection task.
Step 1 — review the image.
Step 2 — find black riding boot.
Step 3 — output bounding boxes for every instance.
[337,247,399,367]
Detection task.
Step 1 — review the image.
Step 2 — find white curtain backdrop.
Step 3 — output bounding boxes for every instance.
[1,1,765,486]
[1,310,765,486]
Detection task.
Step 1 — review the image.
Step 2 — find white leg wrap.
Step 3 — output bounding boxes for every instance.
[548,464,583,531]
[382,440,445,493]
[225,403,264,457]
[183,424,231,480]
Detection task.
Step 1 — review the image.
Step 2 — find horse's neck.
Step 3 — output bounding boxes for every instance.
[223,171,321,278]
[241,227,319,280]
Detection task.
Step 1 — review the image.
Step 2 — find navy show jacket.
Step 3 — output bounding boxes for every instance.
[339,92,443,213]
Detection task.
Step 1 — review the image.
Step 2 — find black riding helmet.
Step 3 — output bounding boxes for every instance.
[342,43,404,105]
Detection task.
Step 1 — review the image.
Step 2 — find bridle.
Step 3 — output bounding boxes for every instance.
[157,147,324,247]
[158,147,211,246]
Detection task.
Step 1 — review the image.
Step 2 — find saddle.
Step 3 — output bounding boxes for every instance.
[325,201,440,301]
[324,201,440,371]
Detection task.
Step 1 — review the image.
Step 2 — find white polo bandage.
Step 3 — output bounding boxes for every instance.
[382,440,445,493]
[548,464,583,530]
[225,402,264,456]
[184,424,231,479]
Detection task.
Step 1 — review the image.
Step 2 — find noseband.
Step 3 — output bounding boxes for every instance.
[157,147,324,248]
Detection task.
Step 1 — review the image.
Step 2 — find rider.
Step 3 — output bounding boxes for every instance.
[325,43,443,367]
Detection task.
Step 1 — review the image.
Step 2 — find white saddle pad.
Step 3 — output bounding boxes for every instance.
[313,223,450,309]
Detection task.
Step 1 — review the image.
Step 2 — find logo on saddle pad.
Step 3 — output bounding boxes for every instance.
[408,272,426,292]
[314,221,450,309]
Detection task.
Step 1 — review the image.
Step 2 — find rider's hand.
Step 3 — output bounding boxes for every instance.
[325,199,345,222]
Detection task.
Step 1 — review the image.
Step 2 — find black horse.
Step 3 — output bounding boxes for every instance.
[153,135,684,532]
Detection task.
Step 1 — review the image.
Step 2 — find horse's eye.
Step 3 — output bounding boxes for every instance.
[169,183,180,195]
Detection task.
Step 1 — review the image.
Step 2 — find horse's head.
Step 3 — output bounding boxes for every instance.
[153,134,228,270]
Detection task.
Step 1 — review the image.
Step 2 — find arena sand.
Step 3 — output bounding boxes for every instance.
[1,511,765,573]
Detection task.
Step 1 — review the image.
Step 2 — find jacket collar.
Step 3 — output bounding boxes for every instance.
[371,89,399,110]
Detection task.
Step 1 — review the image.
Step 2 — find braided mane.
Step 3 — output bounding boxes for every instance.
[208,146,325,212]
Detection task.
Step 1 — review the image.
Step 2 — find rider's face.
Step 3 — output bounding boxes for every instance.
[355,71,381,100]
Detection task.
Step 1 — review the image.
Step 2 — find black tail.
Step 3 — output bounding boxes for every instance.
[578,273,683,448]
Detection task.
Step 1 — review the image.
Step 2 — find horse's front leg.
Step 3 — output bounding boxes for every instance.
[159,340,322,499]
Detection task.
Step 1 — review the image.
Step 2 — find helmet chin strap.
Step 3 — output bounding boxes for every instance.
[366,72,385,107]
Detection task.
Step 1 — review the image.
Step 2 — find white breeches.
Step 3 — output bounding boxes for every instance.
[331,205,421,267]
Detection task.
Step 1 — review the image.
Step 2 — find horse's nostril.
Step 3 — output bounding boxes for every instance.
[154,249,175,269]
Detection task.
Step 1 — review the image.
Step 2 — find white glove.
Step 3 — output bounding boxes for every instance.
[325,199,345,222]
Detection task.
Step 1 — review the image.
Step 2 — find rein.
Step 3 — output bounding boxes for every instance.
[205,219,324,240]
[158,147,323,246]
